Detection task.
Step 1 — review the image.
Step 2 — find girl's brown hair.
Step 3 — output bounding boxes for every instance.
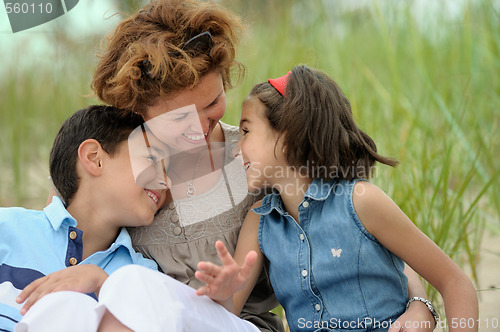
[249,65,398,181]
[91,0,244,115]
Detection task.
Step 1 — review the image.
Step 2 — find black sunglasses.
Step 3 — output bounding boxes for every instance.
[141,31,213,79]
[182,31,213,53]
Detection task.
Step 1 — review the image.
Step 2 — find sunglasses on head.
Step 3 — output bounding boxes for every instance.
[182,31,213,53]
[140,31,213,79]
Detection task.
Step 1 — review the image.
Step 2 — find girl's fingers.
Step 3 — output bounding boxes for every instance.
[196,285,212,296]
[215,240,235,266]
[197,261,221,275]
[240,251,257,279]
[194,270,215,285]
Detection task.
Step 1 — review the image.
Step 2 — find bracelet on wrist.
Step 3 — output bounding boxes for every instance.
[406,296,439,328]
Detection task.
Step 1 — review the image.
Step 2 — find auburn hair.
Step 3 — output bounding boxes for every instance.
[91,0,244,115]
[249,65,398,181]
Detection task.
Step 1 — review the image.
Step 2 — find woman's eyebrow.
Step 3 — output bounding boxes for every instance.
[206,90,224,108]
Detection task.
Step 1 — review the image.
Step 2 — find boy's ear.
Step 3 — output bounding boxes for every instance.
[78,139,105,176]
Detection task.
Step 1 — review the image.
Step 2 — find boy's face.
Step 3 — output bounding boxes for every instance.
[102,131,169,227]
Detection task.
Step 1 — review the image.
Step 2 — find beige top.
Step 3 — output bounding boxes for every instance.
[129,122,282,332]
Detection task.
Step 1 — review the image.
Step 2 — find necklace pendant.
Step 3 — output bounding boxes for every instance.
[186,184,197,197]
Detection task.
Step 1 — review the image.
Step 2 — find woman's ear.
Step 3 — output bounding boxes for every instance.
[78,139,104,176]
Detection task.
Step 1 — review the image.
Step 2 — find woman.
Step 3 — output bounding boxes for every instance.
[91,1,283,330]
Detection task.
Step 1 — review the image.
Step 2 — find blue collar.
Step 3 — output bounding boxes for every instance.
[43,196,77,231]
[303,178,336,201]
[111,228,136,255]
[253,179,337,216]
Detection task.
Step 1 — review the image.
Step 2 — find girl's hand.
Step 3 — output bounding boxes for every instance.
[195,241,257,302]
[388,301,435,332]
[16,264,108,315]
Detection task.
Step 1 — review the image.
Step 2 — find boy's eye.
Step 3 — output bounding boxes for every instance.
[147,155,158,163]
[174,114,188,121]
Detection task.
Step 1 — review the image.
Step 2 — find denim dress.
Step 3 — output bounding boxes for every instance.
[253,179,408,332]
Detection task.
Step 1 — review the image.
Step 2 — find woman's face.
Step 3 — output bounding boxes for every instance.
[144,71,226,153]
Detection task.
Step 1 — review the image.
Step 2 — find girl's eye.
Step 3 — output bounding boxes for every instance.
[241,129,249,135]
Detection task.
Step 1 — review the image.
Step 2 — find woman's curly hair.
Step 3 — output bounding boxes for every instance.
[91,0,244,115]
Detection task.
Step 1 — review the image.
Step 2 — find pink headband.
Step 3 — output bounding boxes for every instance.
[268,71,291,96]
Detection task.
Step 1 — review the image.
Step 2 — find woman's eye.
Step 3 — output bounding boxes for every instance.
[241,129,249,135]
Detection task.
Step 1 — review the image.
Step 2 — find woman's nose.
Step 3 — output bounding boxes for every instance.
[194,113,211,135]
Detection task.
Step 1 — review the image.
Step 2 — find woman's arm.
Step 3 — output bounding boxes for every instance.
[196,201,264,315]
[353,181,478,332]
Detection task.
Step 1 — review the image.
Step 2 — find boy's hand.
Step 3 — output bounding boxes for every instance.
[16,264,108,315]
[195,241,257,302]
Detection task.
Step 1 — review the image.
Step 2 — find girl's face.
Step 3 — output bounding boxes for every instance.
[144,71,226,153]
[238,96,285,191]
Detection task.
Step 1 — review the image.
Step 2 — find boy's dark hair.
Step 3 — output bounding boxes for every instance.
[249,65,398,181]
[49,105,144,205]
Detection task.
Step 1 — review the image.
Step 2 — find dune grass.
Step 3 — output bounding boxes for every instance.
[0,0,498,321]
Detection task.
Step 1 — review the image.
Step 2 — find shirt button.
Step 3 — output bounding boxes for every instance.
[69,257,78,265]
[315,304,321,311]
[302,201,309,208]
[171,214,179,223]
[173,226,182,236]
[168,202,175,210]
[299,234,305,241]
[301,269,308,277]
[69,231,77,240]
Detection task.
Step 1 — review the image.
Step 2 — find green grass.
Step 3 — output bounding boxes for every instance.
[1,0,499,320]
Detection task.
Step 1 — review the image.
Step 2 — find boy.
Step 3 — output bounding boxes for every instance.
[0,105,169,331]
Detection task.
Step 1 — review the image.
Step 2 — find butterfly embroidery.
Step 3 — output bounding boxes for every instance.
[331,248,342,258]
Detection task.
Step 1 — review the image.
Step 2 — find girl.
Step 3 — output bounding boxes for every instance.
[195,65,479,331]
